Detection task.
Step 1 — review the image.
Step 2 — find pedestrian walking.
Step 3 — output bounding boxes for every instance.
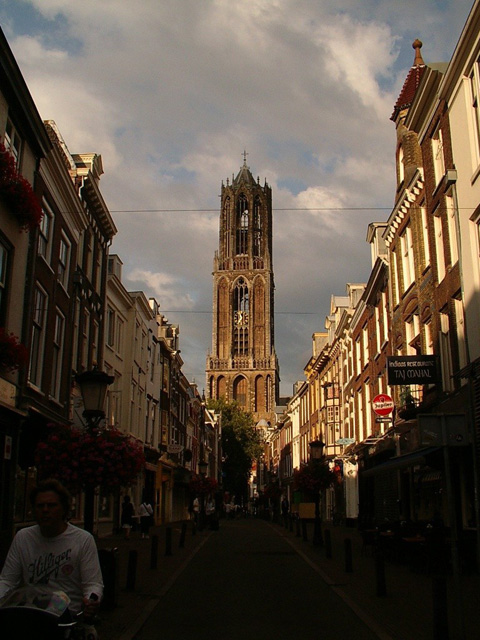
[192,496,200,524]
[121,495,135,540]
[205,495,216,530]
[138,500,154,538]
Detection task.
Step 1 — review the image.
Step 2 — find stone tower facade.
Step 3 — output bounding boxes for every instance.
[206,156,279,428]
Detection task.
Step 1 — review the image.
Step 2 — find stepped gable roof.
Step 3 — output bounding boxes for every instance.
[233,151,256,187]
[391,39,426,122]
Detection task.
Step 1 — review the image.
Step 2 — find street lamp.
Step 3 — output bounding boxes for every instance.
[76,369,114,427]
[310,440,326,546]
[75,368,114,533]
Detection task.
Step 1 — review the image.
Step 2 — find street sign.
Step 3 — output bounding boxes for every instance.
[167,444,184,454]
[372,393,394,416]
[335,438,355,445]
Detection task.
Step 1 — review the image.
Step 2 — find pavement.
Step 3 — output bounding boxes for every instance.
[95,517,479,640]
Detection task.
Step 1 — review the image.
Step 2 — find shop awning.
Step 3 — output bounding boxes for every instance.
[362,447,441,477]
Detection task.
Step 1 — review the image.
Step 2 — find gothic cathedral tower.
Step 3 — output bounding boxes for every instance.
[206,155,279,428]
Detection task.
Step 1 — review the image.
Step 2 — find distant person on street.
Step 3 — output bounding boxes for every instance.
[192,496,200,524]
[138,499,154,539]
[121,495,135,540]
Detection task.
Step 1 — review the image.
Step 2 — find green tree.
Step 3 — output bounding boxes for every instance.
[208,398,263,500]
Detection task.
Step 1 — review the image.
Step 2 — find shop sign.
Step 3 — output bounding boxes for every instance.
[387,355,439,385]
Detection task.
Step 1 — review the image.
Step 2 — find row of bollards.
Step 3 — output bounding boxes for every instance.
[125,522,192,591]
[290,519,450,640]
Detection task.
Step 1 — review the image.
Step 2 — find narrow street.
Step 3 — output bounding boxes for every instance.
[133,517,380,640]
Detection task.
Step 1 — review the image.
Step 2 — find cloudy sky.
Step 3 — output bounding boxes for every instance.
[0,0,474,395]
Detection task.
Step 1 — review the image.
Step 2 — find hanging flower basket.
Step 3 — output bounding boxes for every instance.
[0,142,43,231]
[293,461,336,498]
[189,474,218,495]
[35,423,146,492]
[263,482,282,499]
[0,328,28,372]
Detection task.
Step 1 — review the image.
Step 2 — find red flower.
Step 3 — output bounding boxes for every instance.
[0,142,43,231]
[0,328,29,372]
[35,423,146,492]
[293,462,336,497]
[189,474,218,495]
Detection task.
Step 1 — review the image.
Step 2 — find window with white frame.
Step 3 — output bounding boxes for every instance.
[432,126,445,186]
[381,291,389,345]
[38,201,54,263]
[400,225,415,291]
[355,337,361,377]
[406,312,421,355]
[393,249,400,306]
[469,61,480,165]
[92,320,99,365]
[50,311,65,401]
[421,205,430,268]
[439,312,453,392]
[445,195,459,266]
[454,296,468,372]
[424,319,434,355]
[434,210,446,282]
[362,324,369,367]
[106,307,115,348]
[29,286,48,388]
[115,316,124,354]
[398,145,404,185]
[81,308,90,369]
[58,234,71,289]
[4,118,21,166]
[0,238,10,323]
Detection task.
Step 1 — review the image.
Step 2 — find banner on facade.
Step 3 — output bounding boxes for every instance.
[387,355,439,385]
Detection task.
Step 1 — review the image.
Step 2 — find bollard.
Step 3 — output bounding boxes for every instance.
[344,538,353,573]
[150,534,159,570]
[98,547,119,609]
[296,517,301,537]
[324,529,332,559]
[179,522,187,548]
[375,550,387,596]
[432,575,449,640]
[165,526,172,556]
[126,549,138,591]
[302,520,308,542]
[289,515,294,533]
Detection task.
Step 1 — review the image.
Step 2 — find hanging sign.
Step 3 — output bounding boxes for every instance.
[387,356,439,385]
[372,393,394,416]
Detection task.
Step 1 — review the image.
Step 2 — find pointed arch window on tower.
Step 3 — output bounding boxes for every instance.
[234,278,249,355]
[236,195,248,255]
[223,196,231,258]
[253,196,261,257]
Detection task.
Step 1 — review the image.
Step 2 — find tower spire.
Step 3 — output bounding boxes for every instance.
[412,39,424,67]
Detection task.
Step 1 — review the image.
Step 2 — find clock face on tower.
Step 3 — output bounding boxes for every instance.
[234,310,248,326]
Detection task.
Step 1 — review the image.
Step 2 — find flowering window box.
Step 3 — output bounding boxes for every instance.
[0,142,42,231]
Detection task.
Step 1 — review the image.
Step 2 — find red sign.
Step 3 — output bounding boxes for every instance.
[372,394,394,416]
